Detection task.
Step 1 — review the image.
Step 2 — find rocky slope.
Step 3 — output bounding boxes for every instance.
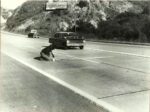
[5,0,150,42]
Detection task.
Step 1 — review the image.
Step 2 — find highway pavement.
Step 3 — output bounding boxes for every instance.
[0,54,105,112]
[1,31,150,112]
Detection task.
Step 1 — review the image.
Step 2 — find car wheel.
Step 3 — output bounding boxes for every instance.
[80,46,84,49]
[63,46,68,50]
[62,42,67,50]
[28,34,30,38]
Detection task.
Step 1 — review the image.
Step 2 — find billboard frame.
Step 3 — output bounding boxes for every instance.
[45,1,68,11]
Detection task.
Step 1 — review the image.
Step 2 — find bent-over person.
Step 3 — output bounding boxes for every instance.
[40,44,55,61]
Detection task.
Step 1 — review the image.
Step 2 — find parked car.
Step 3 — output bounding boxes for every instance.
[28,29,39,38]
[49,32,85,49]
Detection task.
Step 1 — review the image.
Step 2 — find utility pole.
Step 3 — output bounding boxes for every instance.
[73,6,80,32]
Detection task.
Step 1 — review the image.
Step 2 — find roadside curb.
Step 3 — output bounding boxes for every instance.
[87,39,150,46]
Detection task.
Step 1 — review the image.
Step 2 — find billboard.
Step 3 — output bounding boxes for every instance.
[46,2,68,10]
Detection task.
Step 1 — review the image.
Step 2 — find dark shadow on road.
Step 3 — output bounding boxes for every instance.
[41,46,79,50]
[34,57,42,61]
[34,56,51,61]
[41,46,49,47]
[55,47,79,50]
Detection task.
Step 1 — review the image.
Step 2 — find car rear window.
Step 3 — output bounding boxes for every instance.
[55,32,82,39]
[62,33,78,36]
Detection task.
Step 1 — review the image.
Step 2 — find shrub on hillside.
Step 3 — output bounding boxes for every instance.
[142,5,150,14]
[96,20,123,40]
[96,11,150,42]
[77,20,96,35]
[77,1,89,8]
[142,22,150,42]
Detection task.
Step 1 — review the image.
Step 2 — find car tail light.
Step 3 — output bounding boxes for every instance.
[67,40,70,44]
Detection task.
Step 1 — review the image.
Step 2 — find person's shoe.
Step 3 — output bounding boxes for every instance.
[52,58,55,62]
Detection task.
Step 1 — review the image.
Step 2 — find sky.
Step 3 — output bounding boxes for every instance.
[1,0,27,9]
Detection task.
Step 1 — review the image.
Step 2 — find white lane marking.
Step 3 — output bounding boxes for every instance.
[85,56,114,59]
[87,48,150,58]
[103,62,150,74]
[2,51,124,112]
[88,41,150,48]
[57,52,150,74]
[56,52,100,64]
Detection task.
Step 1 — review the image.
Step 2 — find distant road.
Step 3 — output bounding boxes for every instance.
[1,32,150,112]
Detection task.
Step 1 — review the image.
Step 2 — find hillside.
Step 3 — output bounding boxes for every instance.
[1,7,13,28]
[5,0,150,42]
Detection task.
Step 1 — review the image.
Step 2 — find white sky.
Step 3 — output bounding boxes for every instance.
[1,0,27,9]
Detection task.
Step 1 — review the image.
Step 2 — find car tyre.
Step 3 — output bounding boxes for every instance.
[80,46,84,49]
[63,45,68,50]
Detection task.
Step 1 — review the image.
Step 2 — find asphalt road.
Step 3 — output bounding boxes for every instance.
[1,31,150,112]
[0,54,105,112]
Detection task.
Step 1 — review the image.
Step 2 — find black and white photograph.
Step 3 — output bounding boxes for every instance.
[1,0,150,112]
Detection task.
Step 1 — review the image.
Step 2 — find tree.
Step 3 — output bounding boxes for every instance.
[142,6,150,14]
[77,1,89,8]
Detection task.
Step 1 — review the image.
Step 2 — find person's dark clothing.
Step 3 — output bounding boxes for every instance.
[40,45,55,61]
[41,45,55,58]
